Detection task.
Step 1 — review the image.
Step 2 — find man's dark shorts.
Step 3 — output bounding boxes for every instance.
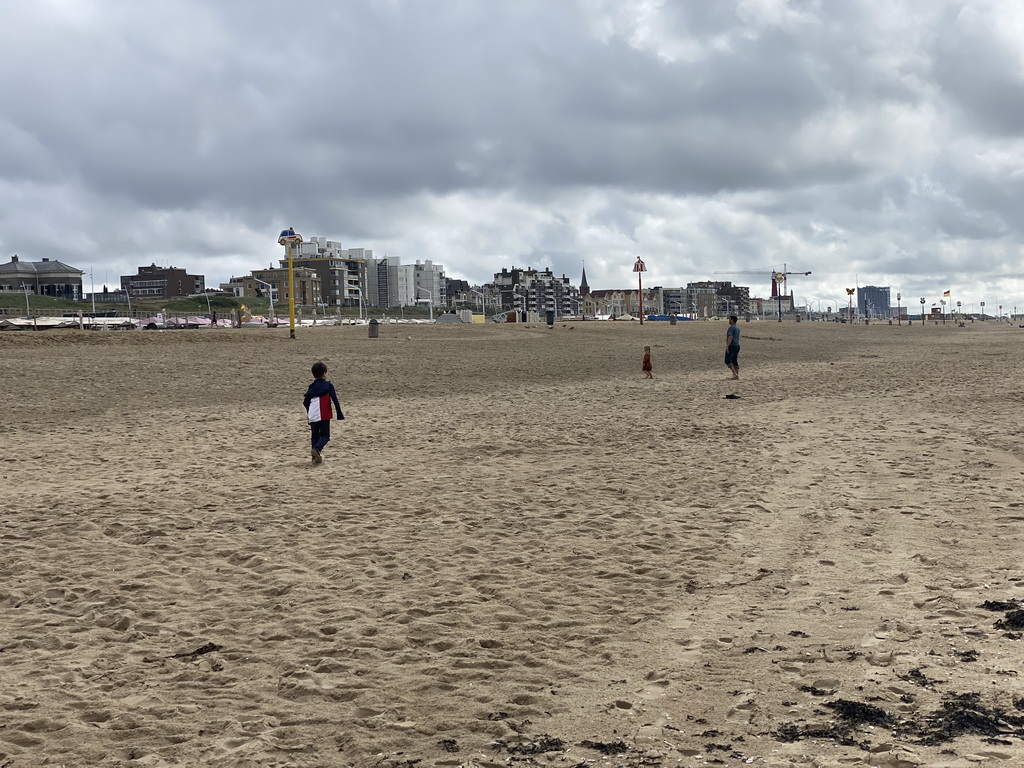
[725,344,740,368]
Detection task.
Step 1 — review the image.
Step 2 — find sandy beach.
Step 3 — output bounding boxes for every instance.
[2,318,1024,768]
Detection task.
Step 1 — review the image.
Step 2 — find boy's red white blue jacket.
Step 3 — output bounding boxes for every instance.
[303,379,344,423]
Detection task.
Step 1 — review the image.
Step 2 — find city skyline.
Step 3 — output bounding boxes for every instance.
[3,2,1023,309]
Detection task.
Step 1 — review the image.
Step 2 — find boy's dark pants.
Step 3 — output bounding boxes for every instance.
[310,420,331,453]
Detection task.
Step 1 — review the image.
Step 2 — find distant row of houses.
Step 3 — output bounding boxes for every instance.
[1,245,781,318]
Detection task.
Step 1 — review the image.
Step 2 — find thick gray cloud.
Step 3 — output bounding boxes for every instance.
[2,0,1023,310]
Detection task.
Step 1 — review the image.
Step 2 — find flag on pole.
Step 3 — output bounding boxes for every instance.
[943,290,951,297]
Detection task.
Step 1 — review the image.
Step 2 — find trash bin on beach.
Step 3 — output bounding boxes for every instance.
[546,310,555,328]
[368,318,379,338]
[670,315,677,326]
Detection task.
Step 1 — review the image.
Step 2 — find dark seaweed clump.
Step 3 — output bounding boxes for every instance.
[579,740,629,755]
[995,610,1024,630]
[916,693,1024,745]
[777,692,1024,749]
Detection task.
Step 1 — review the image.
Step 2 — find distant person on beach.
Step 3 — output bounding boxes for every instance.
[303,361,344,466]
[725,315,740,380]
[642,345,653,378]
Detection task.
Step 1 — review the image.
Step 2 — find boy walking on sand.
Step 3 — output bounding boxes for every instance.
[303,361,344,465]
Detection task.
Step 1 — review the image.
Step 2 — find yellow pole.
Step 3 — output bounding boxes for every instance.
[287,243,296,339]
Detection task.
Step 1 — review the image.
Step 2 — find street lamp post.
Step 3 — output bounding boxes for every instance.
[350,285,364,320]
[471,289,485,317]
[633,257,647,325]
[255,279,276,325]
[124,285,133,328]
[896,293,901,326]
[20,284,30,317]
[940,299,946,324]
[277,227,302,339]
[512,290,526,320]
[919,297,925,326]
[846,288,855,324]
[193,290,213,326]
[417,287,433,321]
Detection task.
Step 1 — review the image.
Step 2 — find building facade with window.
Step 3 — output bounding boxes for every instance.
[121,264,205,300]
[1,255,84,299]
[244,266,321,307]
[858,285,891,318]
[492,266,579,316]
[685,281,750,317]
[285,239,370,309]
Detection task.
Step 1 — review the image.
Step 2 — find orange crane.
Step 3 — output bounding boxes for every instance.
[713,264,812,321]
[714,265,811,297]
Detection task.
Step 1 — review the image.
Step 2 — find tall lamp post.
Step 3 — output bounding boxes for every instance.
[919,297,925,326]
[255,279,276,325]
[512,290,526,320]
[193,290,212,325]
[846,288,855,324]
[352,285,364,320]
[940,299,946,324]
[277,227,302,339]
[633,256,646,326]
[417,287,433,321]
[471,289,485,318]
[896,293,901,326]
[20,283,30,317]
[124,286,134,328]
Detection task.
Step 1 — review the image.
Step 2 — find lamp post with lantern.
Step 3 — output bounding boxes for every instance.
[277,227,303,339]
[633,257,646,325]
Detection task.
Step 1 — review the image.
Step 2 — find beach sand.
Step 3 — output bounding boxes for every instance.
[2,318,1024,767]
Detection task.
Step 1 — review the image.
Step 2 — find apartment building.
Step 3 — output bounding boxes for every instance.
[247,266,321,307]
[122,264,205,300]
[287,238,370,308]
[492,266,580,316]
[0,255,83,299]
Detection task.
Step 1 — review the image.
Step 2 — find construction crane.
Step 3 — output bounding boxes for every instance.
[713,264,812,321]
[714,264,812,297]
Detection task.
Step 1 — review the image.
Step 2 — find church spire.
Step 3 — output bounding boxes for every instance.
[579,262,590,296]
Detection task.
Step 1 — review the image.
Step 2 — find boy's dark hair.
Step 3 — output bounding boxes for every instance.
[311,361,328,379]
[729,315,738,323]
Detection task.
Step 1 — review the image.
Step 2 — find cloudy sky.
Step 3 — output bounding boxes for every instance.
[4,0,1024,311]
